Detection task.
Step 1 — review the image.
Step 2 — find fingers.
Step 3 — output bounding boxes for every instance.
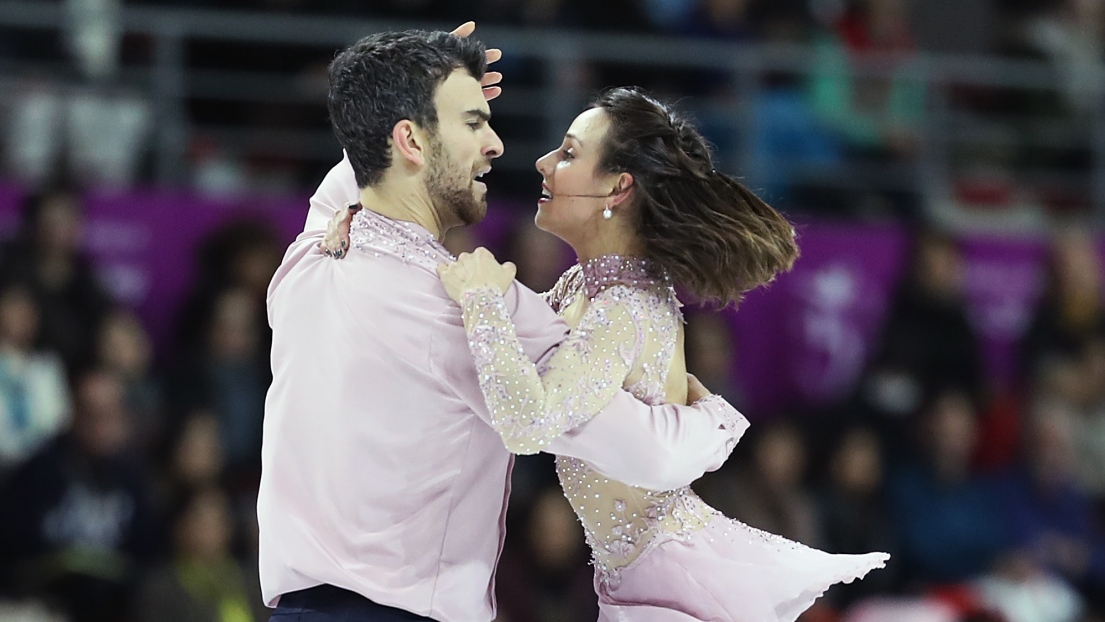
[485,48,502,64]
[451,21,475,38]
[321,205,356,259]
[480,71,503,87]
[482,86,502,101]
[685,373,710,404]
[502,261,517,282]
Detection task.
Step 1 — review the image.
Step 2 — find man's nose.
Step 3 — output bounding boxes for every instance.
[484,128,504,159]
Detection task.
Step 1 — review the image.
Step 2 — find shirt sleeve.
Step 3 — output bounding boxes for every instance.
[302,152,359,234]
[461,284,644,455]
[460,284,750,490]
[547,392,748,490]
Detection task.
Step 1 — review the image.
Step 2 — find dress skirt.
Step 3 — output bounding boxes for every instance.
[595,515,889,622]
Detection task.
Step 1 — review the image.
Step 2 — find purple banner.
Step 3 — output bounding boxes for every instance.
[726,227,1052,414]
[0,184,309,354]
[0,184,1093,414]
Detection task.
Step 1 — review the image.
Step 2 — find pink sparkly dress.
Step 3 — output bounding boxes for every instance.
[461,255,889,622]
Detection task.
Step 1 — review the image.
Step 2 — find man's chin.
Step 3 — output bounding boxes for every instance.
[453,191,487,226]
[460,200,488,226]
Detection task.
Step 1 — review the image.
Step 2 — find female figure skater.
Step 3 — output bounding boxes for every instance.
[437,87,888,621]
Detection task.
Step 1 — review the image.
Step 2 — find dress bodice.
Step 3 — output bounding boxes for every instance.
[545,256,714,584]
[460,254,735,586]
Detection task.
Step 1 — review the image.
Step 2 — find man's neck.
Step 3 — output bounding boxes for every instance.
[358,180,446,241]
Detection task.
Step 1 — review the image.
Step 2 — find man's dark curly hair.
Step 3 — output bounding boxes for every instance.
[328,30,487,188]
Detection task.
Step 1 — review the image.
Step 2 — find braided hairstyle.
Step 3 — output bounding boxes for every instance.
[593,87,799,305]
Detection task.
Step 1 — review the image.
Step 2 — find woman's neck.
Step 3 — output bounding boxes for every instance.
[572,234,644,264]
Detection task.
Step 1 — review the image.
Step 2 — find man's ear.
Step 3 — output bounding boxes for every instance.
[607,173,634,207]
[392,120,427,167]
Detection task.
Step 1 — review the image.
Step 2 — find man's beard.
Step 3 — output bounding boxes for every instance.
[425,139,486,228]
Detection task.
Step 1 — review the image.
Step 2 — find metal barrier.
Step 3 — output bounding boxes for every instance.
[1,1,1102,224]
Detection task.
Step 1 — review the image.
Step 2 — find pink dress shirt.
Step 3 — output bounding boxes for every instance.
[257,155,742,621]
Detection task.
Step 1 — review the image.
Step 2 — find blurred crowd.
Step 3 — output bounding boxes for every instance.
[2,1,1105,622]
[3,0,1105,220]
[0,186,282,622]
[0,184,1103,622]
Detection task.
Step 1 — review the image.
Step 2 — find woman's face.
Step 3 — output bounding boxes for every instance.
[534,107,617,244]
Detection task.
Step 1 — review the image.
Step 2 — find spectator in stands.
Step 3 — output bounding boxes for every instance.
[1020,0,1105,120]
[1021,226,1105,380]
[156,410,225,509]
[817,426,900,607]
[175,220,280,370]
[494,487,598,622]
[887,389,1010,585]
[95,309,162,455]
[996,398,1105,601]
[973,561,1085,622]
[171,287,266,484]
[171,221,279,484]
[0,282,71,478]
[0,369,158,622]
[559,0,654,32]
[699,421,822,546]
[689,0,758,40]
[1030,349,1105,503]
[808,0,925,218]
[0,188,113,373]
[684,312,745,409]
[132,486,266,622]
[857,230,986,455]
[1075,338,1105,503]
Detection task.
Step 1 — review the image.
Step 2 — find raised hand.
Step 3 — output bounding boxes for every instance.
[437,247,516,303]
[450,21,502,101]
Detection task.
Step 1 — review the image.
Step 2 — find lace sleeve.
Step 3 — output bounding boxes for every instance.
[461,284,643,454]
[540,265,582,313]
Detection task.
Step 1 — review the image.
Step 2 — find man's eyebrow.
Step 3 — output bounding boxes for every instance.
[465,109,491,122]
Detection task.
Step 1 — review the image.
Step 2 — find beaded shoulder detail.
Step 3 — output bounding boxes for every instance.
[347,207,453,271]
[579,255,669,301]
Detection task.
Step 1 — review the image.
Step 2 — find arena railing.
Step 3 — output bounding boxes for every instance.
[1,1,1102,225]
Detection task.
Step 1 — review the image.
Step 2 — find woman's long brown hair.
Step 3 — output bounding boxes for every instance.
[594,87,799,305]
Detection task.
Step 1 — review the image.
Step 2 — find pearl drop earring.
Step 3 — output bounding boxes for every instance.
[602,205,613,220]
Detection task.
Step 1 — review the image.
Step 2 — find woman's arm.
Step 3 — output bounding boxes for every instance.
[460,283,643,454]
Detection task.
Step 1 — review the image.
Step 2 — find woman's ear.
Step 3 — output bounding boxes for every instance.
[608,173,634,207]
[392,120,427,168]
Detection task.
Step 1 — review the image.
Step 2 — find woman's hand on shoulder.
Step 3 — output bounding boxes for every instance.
[320,203,360,259]
[437,247,516,303]
[450,22,503,101]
